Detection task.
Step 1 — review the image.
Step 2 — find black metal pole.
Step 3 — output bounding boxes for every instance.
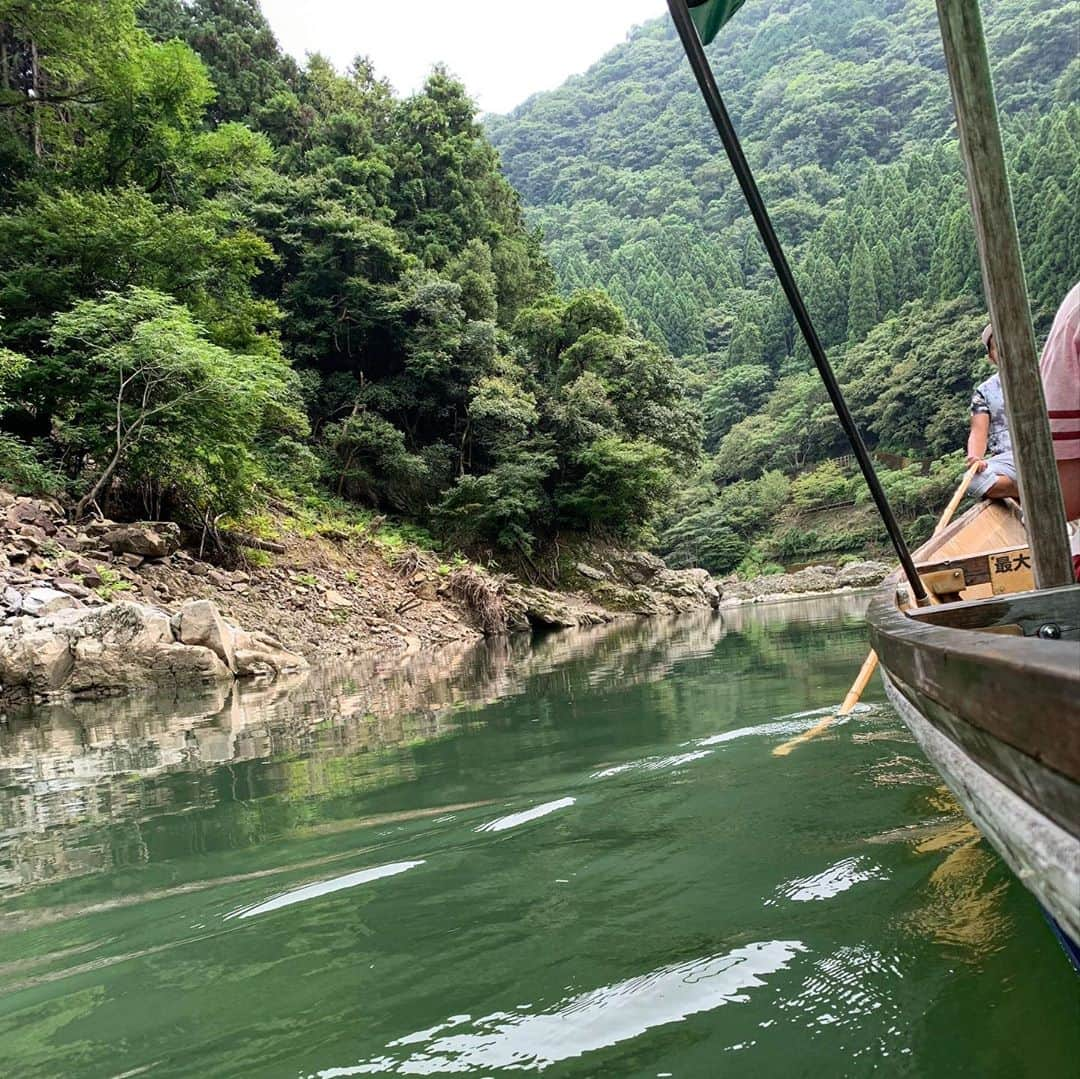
[667,0,928,604]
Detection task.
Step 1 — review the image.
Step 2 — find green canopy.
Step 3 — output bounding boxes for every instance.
[688,0,748,45]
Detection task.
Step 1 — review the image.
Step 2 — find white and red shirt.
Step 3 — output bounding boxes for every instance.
[1040,282,1080,461]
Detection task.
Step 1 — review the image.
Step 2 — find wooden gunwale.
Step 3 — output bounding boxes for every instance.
[907,586,1080,640]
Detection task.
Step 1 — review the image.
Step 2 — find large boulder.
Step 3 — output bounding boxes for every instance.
[516,586,611,628]
[0,587,304,702]
[574,562,607,582]
[229,624,307,677]
[4,499,59,536]
[646,568,722,613]
[102,522,180,560]
[0,626,74,692]
[175,599,236,672]
[64,637,229,696]
[76,602,174,650]
[612,551,666,585]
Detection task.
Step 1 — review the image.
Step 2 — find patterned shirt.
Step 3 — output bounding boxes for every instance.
[970,372,1012,457]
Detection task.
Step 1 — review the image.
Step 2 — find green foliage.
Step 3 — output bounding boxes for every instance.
[0,434,66,497]
[93,566,133,600]
[45,287,305,520]
[488,1,1078,364]
[4,0,1072,571]
[701,363,771,450]
[846,238,878,342]
[0,0,696,553]
[556,437,672,536]
[434,452,554,553]
[659,468,789,574]
[856,453,968,519]
[322,412,428,512]
[790,461,852,511]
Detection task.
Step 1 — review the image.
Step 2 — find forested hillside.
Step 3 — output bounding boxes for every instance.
[486,0,1079,572]
[0,0,698,561]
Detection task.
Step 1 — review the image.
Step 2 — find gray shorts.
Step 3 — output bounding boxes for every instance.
[968,451,1016,497]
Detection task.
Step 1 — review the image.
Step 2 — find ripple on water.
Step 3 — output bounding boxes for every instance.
[475,797,576,834]
[779,945,906,1054]
[769,857,888,905]
[224,861,425,921]
[309,940,807,1076]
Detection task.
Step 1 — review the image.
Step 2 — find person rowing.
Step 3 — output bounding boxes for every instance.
[966,323,1018,500]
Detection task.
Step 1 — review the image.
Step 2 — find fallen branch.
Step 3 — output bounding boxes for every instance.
[221,531,287,555]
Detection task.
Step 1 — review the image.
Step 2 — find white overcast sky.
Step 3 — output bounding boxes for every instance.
[260,1,667,115]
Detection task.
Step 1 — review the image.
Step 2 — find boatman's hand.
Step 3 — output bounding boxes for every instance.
[966,455,988,472]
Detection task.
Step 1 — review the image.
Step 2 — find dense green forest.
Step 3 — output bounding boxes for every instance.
[0,0,698,560]
[487,0,1080,572]
[1,1,1076,579]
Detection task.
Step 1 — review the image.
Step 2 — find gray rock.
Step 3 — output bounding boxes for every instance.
[2,586,21,613]
[836,560,891,588]
[52,578,93,600]
[77,602,174,649]
[0,627,73,691]
[234,645,308,677]
[5,500,58,536]
[64,637,229,696]
[102,522,179,559]
[323,589,352,609]
[22,587,81,618]
[176,599,236,673]
[574,562,607,581]
[613,551,666,585]
[516,586,612,628]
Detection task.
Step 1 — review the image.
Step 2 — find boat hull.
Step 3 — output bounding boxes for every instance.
[881,669,1080,951]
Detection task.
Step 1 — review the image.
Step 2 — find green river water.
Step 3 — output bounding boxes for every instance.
[0,594,1076,1077]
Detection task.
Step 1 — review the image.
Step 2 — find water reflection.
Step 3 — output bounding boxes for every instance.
[772,857,888,904]
[0,598,871,894]
[476,798,576,834]
[313,941,806,1076]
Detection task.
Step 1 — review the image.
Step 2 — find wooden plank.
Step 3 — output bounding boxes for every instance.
[867,592,1080,784]
[907,585,1080,640]
[935,0,1072,588]
[916,545,1031,588]
[910,500,1026,565]
[887,672,1080,839]
[987,549,1035,594]
[883,675,1080,948]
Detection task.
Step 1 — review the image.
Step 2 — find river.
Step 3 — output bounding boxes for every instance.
[0,594,1076,1077]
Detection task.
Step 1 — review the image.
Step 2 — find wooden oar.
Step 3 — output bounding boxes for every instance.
[773,463,981,758]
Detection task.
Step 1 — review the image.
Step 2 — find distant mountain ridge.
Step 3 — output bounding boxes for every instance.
[486,0,1077,358]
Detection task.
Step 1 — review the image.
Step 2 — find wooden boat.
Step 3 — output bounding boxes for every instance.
[665,0,1080,965]
[866,500,1080,957]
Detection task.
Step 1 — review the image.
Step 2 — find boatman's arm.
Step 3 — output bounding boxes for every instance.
[967,391,990,471]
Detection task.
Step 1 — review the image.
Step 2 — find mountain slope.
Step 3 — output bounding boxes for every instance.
[486,0,1080,572]
[487,0,1078,357]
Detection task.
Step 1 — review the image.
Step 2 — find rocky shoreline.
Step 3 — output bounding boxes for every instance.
[0,492,724,705]
[0,489,893,707]
[717,561,892,607]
